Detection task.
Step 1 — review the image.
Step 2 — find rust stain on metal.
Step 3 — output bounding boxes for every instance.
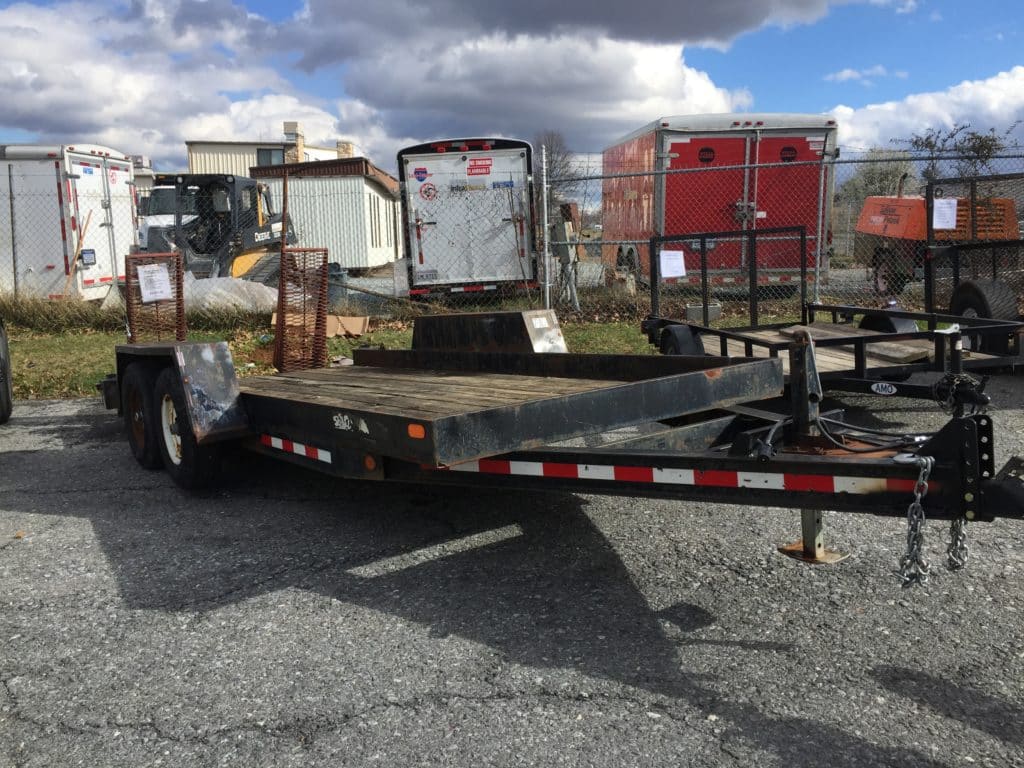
[703,368,722,379]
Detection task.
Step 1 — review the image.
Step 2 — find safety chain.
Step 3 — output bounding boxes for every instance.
[898,456,934,587]
[932,372,986,416]
[947,517,969,570]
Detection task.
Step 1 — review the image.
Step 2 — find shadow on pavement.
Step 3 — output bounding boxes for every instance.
[1,400,954,767]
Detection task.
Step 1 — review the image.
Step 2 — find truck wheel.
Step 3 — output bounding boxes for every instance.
[121,363,162,469]
[0,321,12,425]
[949,279,1019,355]
[872,249,909,296]
[154,367,222,489]
[660,325,704,356]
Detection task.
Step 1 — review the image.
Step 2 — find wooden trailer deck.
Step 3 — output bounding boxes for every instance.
[237,351,784,468]
[699,321,998,375]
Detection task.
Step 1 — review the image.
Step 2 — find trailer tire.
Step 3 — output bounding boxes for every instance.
[872,248,909,297]
[949,279,1019,355]
[858,313,918,382]
[857,313,918,335]
[121,363,162,469]
[660,325,704,356]
[0,320,13,425]
[616,248,645,285]
[154,367,222,490]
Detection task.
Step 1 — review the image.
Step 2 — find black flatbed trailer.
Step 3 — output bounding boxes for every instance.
[644,301,1024,399]
[99,313,1024,581]
[643,226,1024,398]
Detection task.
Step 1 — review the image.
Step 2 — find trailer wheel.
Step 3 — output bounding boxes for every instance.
[858,313,918,335]
[616,248,644,283]
[872,248,909,297]
[0,320,13,425]
[660,325,704,356]
[121,363,162,469]
[858,313,918,382]
[154,367,222,490]
[949,279,1019,355]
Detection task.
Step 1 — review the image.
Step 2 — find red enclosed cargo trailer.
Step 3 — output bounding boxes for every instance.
[601,114,838,290]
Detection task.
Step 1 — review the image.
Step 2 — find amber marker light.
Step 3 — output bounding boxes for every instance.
[407,424,426,439]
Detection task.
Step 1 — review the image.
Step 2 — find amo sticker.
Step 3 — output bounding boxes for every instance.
[870,382,898,396]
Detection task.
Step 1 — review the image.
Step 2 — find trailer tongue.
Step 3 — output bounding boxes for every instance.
[100,312,1024,585]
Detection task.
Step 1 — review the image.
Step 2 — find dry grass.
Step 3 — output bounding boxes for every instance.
[1,293,658,400]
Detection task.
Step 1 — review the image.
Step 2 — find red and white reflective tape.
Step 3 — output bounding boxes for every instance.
[447,458,917,494]
[449,284,498,293]
[260,434,332,464]
[664,274,812,286]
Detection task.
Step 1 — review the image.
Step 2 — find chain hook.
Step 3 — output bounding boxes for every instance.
[899,456,933,587]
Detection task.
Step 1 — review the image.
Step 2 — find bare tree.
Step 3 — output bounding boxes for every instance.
[899,122,1021,180]
[533,130,575,185]
[839,148,918,201]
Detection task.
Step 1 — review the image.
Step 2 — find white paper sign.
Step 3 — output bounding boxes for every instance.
[136,263,173,303]
[659,249,687,279]
[933,198,958,230]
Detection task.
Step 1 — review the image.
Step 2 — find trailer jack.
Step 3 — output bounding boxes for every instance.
[778,509,850,564]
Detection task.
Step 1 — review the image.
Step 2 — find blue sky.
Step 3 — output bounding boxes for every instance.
[0,0,1021,170]
[685,0,1021,140]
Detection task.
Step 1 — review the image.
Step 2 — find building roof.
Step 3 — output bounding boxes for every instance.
[249,156,399,196]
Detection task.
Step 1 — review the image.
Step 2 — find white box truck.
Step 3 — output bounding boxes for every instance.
[0,144,137,300]
[396,138,537,297]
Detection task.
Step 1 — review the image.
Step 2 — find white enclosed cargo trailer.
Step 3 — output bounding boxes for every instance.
[0,144,137,300]
[396,138,537,297]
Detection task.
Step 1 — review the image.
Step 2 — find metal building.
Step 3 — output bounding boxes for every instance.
[250,157,402,271]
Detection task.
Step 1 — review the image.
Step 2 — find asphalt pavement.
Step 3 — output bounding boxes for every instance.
[2,378,1023,767]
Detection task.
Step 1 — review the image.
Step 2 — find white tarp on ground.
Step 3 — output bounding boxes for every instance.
[182,272,278,312]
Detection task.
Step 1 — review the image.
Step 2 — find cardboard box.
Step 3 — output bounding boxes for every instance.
[271,314,369,338]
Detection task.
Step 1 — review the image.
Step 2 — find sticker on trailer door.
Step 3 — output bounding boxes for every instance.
[419,182,438,201]
[413,167,431,181]
[492,180,514,189]
[467,157,492,176]
[81,166,94,174]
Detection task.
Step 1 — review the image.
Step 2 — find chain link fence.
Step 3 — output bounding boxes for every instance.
[544,151,1024,326]
[1,158,138,301]
[4,148,1023,336]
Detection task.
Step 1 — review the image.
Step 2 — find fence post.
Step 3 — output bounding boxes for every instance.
[541,145,551,310]
[813,152,829,303]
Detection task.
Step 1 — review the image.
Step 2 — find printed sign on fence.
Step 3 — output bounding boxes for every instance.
[933,198,958,230]
[659,249,687,279]
[136,263,173,304]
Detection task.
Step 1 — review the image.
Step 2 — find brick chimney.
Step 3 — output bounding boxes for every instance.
[336,140,355,159]
[283,121,304,164]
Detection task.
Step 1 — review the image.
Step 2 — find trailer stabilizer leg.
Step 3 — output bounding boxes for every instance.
[778,509,849,564]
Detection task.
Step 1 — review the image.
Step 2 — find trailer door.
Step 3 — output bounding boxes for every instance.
[101,157,135,282]
[1,159,66,298]
[404,150,533,287]
[663,133,749,271]
[753,134,829,269]
[67,153,121,298]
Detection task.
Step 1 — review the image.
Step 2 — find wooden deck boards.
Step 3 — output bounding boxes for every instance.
[699,322,992,375]
[240,366,628,421]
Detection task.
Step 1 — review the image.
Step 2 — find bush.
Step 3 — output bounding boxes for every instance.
[0,293,271,335]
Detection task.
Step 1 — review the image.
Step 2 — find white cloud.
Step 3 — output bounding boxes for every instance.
[867,0,917,13]
[0,0,1017,176]
[834,66,1024,151]
[824,64,907,84]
